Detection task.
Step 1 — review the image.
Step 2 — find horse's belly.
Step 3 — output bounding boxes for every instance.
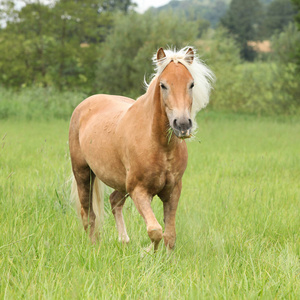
[94,168,126,192]
[80,129,126,192]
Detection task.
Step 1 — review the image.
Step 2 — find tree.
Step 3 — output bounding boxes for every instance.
[102,0,135,13]
[220,0,263,60]
[263,0,297,37]
[271,22,300,64]
[0,1,53,86]
[270,23,300,111]
[149,0,229,29]
[291,0,300,71]
[0,0,135,90]
[292,0,300,25]
[49,0,110,89]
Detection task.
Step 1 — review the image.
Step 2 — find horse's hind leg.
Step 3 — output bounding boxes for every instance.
[74,166,97,243]
[110,191,130,244]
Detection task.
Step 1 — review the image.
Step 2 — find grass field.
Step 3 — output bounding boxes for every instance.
[0,112,299,299]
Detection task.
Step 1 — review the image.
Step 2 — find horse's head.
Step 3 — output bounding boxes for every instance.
[157,47,195,139]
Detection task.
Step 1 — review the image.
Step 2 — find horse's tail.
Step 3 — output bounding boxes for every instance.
[70,175,105,230]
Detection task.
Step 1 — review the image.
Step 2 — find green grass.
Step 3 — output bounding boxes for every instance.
[0,112,299,299]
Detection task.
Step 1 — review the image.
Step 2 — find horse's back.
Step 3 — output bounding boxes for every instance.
[70,94,134,133]
[73,94,134,118]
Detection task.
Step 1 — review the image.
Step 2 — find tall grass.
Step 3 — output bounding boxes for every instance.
[0,113,299,298]
[0,88,86,120]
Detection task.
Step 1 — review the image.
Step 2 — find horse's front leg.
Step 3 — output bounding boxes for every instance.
[130,187,163,251]
[161,181,181,252]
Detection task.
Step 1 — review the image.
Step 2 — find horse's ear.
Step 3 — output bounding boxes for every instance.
[156,47,166,62]
[185,47,194,64]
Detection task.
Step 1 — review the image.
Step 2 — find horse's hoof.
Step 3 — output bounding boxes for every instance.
[118,236,130,244]
[147,226,163,243]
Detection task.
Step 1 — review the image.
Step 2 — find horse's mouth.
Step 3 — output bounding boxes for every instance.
[173,128,192,139]
[179,135,192,139]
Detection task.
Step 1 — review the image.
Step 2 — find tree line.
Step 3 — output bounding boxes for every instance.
[0,0,299,114]
[0,0,136,91]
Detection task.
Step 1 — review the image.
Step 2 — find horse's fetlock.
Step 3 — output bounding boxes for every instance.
[163,233,176,249]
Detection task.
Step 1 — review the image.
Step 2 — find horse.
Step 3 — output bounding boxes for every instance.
[69,47,214,252]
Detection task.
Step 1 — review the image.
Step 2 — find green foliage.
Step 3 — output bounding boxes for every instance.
[0,0,134,91]
[0,87,86,120]
[151,0,229,28]
[291,0,300,70]
[0,32,30,86]
[270,23,300,110]
[263,0,297,37]
[212,61,300,114]
[0,0,299,115]
[271,22,300,64]
[293,0,300,25]
[1,115,300,298]
[96,11,199,98]
[1,26,299,118]
[211,62,293,114]
[199,27,300,115]
[211,60,299,114]
[220,0,263,60]
[199,27,241,66]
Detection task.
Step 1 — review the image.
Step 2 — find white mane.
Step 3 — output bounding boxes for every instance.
[149,47,215,130]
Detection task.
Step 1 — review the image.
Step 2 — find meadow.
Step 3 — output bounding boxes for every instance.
[0,111,299,299]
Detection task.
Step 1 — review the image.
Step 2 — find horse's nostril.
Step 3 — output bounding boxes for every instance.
[188,119,192,128]
[173,119,178,128]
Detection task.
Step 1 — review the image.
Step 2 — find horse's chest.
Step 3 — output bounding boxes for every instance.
[127,151,186,195]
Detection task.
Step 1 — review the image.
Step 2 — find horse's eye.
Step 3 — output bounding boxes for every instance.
[160,83,167,90]
[190,82,195,89]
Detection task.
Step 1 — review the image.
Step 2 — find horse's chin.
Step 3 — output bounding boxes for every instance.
[179,135,192,140]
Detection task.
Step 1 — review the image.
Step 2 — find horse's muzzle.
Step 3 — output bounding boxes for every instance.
[173,118,192,139]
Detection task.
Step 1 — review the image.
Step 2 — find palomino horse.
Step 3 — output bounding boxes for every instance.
[69,47,214,251]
